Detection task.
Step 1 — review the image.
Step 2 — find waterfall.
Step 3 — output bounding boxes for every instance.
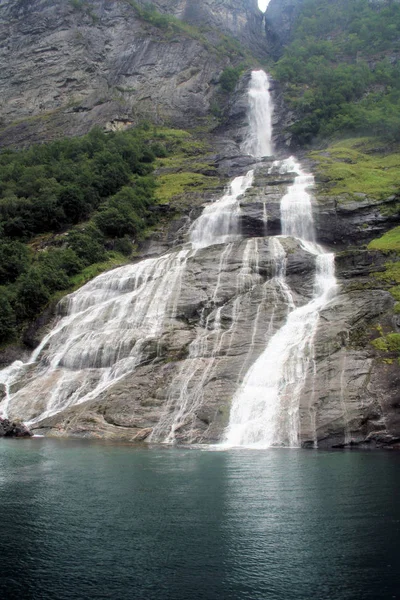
[0,361,24,419]
[222,65,338,448]
[0,249,191,424]
[0,67,337,447]
[150,237,262,444]
[224,247,336,448]
[190,171,254,249]
[258,0,272,12]
[241,71,274,158]
[223,164,337,448]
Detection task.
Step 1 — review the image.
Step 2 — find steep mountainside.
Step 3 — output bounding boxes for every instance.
[0,0,262,147]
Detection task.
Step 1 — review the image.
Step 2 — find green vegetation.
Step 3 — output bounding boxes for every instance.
[368,226,400,253]
[274,0,400,145]
[367,227,400,304]
[126,0,207,40]
[151,127,221,207]
[372,333,400,354]
[0,125,169,344]
[310,138,400,199]
[156,172,218,203]
[0,123,222,346]
[219,66,246,93]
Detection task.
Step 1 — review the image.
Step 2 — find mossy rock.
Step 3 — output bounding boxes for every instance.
[310,138,400,200]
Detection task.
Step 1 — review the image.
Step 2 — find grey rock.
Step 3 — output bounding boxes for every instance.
[0,417,32,437]
[0,0,262,147]
[264,0,305,59]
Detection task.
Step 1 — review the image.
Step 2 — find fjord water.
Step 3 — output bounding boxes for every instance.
[1,440,400,600]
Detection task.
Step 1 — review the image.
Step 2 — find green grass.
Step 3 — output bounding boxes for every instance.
[371,333,400,353]
[145,127,221,205]
[368,227,400,301]
[310,138,400,200]
[157,154,217,174]
[69,252,129,288]
[156,172,219,203]
[368,226,400,253]
[149,127,192,140]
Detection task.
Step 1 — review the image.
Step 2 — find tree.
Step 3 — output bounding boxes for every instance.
[15,270,50,319]
[0,241,30,285]
[0,292,16,343]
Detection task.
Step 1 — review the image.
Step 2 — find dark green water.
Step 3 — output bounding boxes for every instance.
[0,440,399,600]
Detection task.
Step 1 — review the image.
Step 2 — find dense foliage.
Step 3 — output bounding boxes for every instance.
[0,126,164,345]
[274,0,400,144]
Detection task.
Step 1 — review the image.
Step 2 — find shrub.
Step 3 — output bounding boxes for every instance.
[220,66,243,92]
[15,270,50,319]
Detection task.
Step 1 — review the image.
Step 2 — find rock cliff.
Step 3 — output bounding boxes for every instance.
[264,0,304,59]
[0,0,262,147]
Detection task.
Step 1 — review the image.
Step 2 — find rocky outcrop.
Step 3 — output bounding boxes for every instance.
[1,0,399,449]
[142,0,266,58]
[0,0,262,147]
[238,167,400,248]
[8,230,317,441]
[264,0,305,59]
[0,417,32,437]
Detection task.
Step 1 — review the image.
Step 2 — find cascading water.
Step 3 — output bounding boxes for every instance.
[241,71,274,158]
[0,361,24,419]
[224,245,336,448]
[0,249,191,424]
[190,172,254,250]
[224,163,337,449]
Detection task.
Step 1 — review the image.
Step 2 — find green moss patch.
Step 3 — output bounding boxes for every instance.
[69,252,129,288]
[371,333,400,353]
[368,226,400,253]
[366,227,400,303]
[145,127,222,206]
[310,138,400,200]
[155,172,219,204]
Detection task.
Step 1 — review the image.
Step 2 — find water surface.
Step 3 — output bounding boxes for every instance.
[0,440,399,600]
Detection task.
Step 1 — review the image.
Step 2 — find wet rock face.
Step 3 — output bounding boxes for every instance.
[148,0,265,57]
[314,194,400,249]
[0,417,32,437]
[10,234,317,442]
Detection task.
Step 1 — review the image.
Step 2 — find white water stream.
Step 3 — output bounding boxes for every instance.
[223,76,338,448]
[241,70,274,158]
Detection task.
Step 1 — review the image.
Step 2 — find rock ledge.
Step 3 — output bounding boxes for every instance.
[0,417,32,438]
